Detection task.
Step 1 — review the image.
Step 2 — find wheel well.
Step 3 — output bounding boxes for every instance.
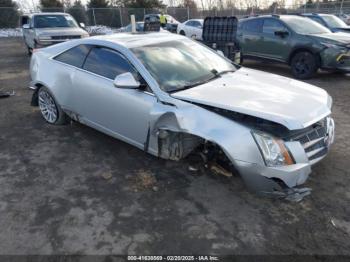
[30,83,43,106]
[157,130,203,161]
[288,48,321,66]
[156,130,240,176]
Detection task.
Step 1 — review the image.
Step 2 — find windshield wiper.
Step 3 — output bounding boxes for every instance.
[169,73,219,93]
[216,69,236,76]
[168,68,235,93]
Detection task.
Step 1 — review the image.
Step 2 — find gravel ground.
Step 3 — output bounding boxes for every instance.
[0,38,350,256]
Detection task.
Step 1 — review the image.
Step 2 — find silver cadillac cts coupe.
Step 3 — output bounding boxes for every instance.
[29,32,335,201]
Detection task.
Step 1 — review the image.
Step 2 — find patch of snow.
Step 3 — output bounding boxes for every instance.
[0,28,23,37]
[85,25,118,35]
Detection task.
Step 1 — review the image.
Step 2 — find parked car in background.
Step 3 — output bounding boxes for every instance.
[336,13,350,25]
[237,15,350,79]
[29,33,334,201]
[119,22,145,32]
[21,12,89,54]
[177,19,203,40]
[144,14,179,32]
[301,13,350,33]
[118,22,168,33]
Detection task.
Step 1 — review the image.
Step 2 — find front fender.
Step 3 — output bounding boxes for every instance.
[147,100,265,166]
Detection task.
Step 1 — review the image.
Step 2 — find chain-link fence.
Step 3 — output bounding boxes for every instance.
[1,2,350,32]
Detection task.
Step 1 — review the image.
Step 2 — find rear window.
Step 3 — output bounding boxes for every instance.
[54,45,91,68]
[242,19,263,33]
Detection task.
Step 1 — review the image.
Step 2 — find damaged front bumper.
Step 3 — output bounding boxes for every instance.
[321,47,350,72]
[233,117,335,201]
[234,160,312,201]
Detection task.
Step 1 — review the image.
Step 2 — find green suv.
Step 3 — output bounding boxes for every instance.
[237,15,350,79]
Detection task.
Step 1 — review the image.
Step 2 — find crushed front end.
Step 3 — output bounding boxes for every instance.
[234,116,335,202]
[321,43,350,72]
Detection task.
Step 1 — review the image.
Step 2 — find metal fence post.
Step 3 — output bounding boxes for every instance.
[92,8,96,26]
[119,8,123,27]
[187,6,190,20]
[340,0,344,13]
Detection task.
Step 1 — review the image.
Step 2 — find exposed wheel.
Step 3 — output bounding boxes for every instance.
[290,51,318,79]
[179,30,186,36]
[38,87,68,125]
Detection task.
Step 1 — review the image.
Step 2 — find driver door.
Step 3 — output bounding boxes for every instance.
[260,18,290,61]
[72,46,157,148]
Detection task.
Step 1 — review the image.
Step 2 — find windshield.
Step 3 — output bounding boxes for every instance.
[131,39,237,93]
[281,16,331,34]
[321,15,347,28]
[34,15,78,28]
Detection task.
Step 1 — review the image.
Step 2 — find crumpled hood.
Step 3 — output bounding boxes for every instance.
[172,68,331,130]
[35,27,87,36]
[311,32,350,45]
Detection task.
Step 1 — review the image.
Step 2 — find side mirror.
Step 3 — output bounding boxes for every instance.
[79,22,85,28]
[23,24,30,29]
[113,72,140,89]
[274,30,289,38]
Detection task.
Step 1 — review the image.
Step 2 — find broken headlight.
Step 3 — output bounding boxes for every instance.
[252,131,294,167]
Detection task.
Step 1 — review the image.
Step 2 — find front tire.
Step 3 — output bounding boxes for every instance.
[290,51,318,79]
[38,87,68,125]
[179,30,186,36]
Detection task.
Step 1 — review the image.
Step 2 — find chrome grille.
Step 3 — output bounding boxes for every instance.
[51,35,81,40]
[291,118,329,164]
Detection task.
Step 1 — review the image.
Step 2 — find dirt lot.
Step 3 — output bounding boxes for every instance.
[0,37,350,256]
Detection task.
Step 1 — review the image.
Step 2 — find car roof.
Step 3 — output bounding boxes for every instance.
[302,13,327,16]
[87,32,185,48]
[240,14,305,22]
[25,12,69,17]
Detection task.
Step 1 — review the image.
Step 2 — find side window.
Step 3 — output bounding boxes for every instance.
[243,19,263,33]
[83,47,136,80]
[192,21,201,28]
[186,20,194,26]
[54,44,91,68]
[310,16,326,26]
[263,19,287,34]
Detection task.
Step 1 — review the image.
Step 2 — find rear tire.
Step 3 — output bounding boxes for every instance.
[290,51,318,79]
[38,86,68,125]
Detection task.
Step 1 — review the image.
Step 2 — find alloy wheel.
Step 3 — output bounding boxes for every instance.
[38,89,58,123]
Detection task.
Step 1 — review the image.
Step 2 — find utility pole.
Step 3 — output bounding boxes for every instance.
[340,0,344,13]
